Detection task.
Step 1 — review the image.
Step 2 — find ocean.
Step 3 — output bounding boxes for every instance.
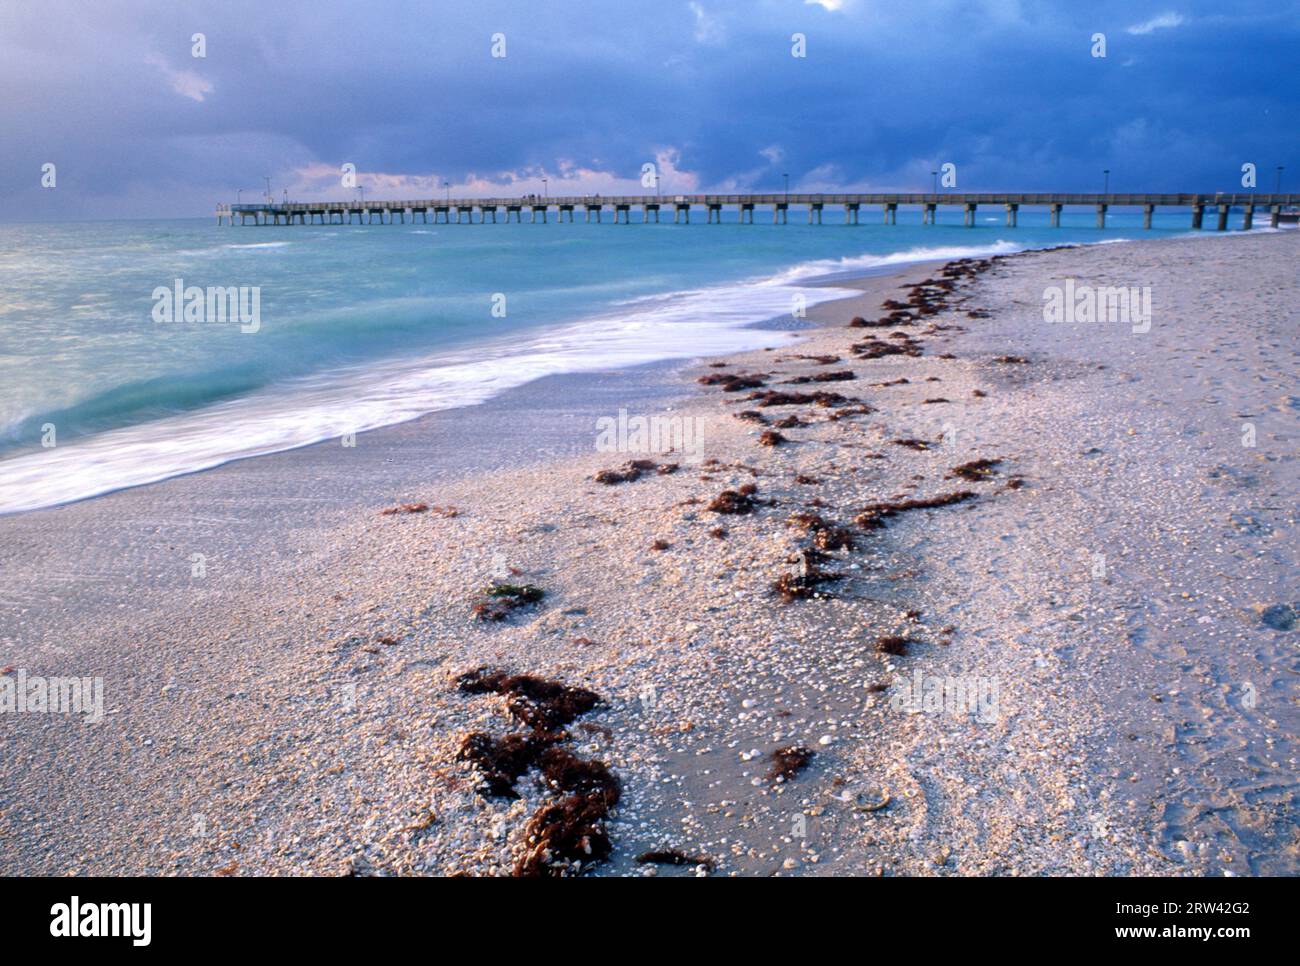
[0,208,1235,513]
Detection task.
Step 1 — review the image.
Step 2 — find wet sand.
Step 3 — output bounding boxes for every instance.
[0,232,1295,876]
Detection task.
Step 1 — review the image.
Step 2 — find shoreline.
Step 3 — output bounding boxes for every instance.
[1,230,1295,876]
[3,226,1270,517]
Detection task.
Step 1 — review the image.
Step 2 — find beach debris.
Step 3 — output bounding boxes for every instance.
[735,409,768,424]
[849,789,892,812]
[380,502,428,515]
[470,582,546,622]
[773,549,841,600]
[744,389,856,408]
[855,491,978,530]
[456,666,600,729]
[758,430,788,447]
[891,438,934,450]
[794,474,820,485]
[594,458,656,484]
[767,746,814,783]
[457,731,558,799]
[851,334,924,359]
[454,668,619,877]
[875,635,913,656]
[993,355,1030,364]
[922,397,950,404]
[698,371,768,392]
[972,388,988,397]
[650,538,671,551]
[782,369,856,384]
[948,458,1002,481]
[787,512,857,551]
[708,487,759,514]
[635,849,716,871]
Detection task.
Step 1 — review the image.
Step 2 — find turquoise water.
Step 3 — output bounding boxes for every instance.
[0,208,1241,512]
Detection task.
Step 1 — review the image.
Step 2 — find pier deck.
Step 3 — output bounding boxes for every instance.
[217,192,1300,230]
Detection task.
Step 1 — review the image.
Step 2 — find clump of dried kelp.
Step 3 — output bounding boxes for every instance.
[471,582,546,621]
[855,491,978,530]
[767,746,814,783]
[455,667,619,877]
[594,459,679,485]
[948,458,1002,481]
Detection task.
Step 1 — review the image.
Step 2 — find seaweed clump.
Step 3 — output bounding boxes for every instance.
[767,746,814,783]
[948,458,1002,481]
[455,666,600,729]
[875,635,913,656]
[854,491,978,530]
[698,371,767,392]
[454,668,620,877]
[471,582,546,622]
[594,459,656,484]
[773,549,841,600]
[708,487,759,515]
[380,502,428,515]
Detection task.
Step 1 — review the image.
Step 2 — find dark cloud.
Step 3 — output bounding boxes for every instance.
[1,0,1296,219]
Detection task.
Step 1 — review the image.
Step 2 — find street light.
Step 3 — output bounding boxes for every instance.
[783,172,789,198]
[542,177,548,199]
[931,170,938,194]
[444,181,450,204]
[263,176,271,203]
[1277,166,1284,194]
[1103,169,1110,195]
[237,188,243,204]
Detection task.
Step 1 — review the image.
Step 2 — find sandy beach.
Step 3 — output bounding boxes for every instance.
[1,230,1295,876]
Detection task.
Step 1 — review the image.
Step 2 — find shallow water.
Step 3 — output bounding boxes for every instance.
[0,210,1237,512]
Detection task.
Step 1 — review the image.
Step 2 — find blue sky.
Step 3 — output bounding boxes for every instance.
[2,0,1297,219]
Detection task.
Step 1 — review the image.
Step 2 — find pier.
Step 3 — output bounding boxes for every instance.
[217,192,1300,230]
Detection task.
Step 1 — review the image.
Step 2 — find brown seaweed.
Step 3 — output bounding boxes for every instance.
[855,491,978,529]
[767,746,814,782]
[471,582,546,622]
[948,458,1002,481]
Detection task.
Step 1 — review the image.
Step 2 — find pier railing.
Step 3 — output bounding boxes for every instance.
[216,192,1300,230]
